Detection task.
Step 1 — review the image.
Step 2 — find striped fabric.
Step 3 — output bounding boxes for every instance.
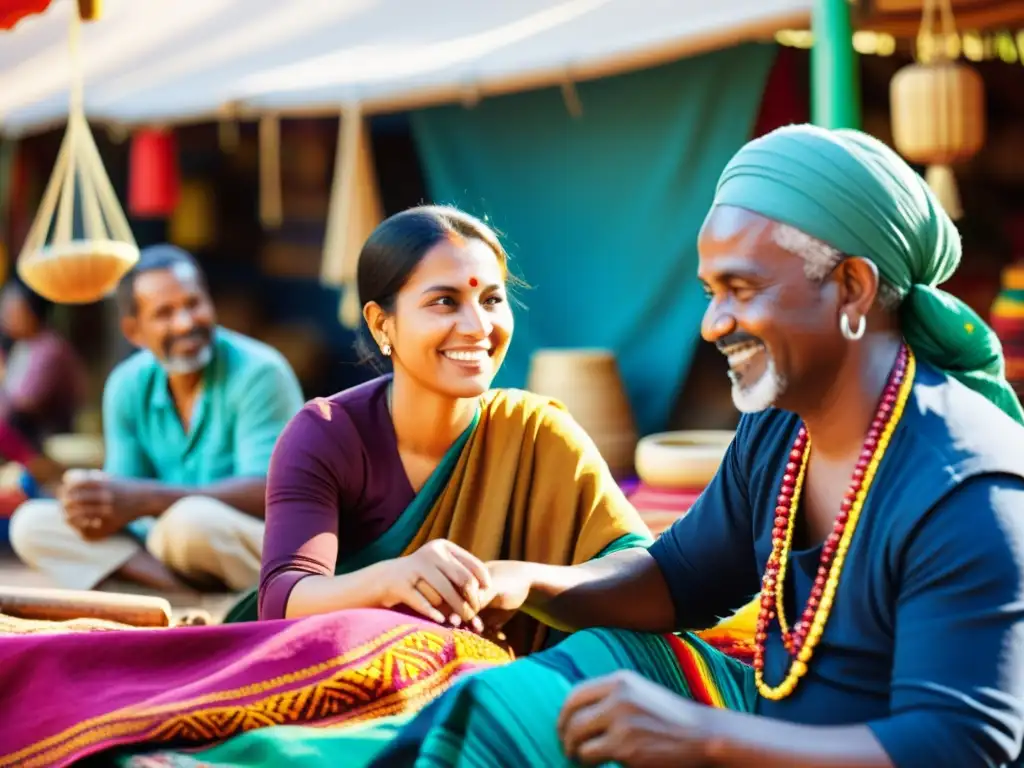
[991,263,1024,392]
[626,483,702,536]
[124,628,755,768]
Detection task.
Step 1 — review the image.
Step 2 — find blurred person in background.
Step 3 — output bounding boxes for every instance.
[0,277,86,488]
[8,245,304,594]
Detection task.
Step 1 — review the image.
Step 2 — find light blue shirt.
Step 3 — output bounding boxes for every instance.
[102,327,304,539]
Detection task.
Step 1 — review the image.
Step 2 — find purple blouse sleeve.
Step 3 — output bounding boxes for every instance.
[258,399,360,620]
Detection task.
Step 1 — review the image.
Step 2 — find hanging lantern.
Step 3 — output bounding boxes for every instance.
[128,128,180,218]
[17,6,138,304]
[890,62,983,219]
[888,0,984,220]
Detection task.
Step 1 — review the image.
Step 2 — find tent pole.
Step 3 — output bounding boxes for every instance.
[811,0,861,129]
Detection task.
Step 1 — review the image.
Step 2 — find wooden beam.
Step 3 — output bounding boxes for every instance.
[855,0,1024,37]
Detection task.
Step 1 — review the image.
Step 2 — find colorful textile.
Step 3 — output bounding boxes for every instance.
[626,482,702,536]
[119,628,755,768]
[714,124,1023,423]
[0,609,511,768]
[0,613,142,635]
[990,263,1024,388]
[235,387,653,656]
[119,716,416,768]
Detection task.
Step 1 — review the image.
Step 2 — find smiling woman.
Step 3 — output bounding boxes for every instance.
[357,206,516,402]
[224,205,652,657]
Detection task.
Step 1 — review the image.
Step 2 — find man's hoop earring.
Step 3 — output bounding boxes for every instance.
[840,313,866,341]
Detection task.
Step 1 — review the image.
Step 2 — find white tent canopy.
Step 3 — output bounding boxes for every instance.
[0,0,809,136]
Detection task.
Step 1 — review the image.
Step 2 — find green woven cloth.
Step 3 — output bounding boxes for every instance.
[712,123,1023,424]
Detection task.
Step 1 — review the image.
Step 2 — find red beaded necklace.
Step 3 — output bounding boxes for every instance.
[754,343,915,700]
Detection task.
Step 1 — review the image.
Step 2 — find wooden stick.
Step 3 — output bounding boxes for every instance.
[0,586,172,628]
[258,114,282,229]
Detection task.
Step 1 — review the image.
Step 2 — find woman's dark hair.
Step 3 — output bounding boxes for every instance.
[354,205,522,367]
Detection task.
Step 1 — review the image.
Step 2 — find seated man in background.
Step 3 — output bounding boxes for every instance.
[9,245,305,594]
[0,277,87,488]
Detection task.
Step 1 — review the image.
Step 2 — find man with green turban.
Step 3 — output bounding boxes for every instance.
[711,123,1023,423]
[144,127,1024,768]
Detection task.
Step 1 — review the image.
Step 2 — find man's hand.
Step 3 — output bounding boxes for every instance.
[557,670,716,767]
[477,560,533,632]
[59,469,145,541]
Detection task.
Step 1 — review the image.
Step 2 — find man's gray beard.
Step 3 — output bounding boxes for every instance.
[729,353,786,414]
[159,343,213,376]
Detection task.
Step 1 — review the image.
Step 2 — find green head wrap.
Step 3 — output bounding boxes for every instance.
[712,123,1024,424]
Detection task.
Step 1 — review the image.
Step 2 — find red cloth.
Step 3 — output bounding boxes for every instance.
[0,0,51,31]
[128,129,180,217]
[752,45,809,138]
[0,488,26,519]
[626,483,703,537]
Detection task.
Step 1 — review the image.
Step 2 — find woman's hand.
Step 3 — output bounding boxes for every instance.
[378,540,492,631]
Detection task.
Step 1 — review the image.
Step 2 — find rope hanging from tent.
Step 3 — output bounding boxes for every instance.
[321,106,383,328]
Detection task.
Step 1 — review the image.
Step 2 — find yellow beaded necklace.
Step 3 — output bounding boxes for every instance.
[754,347,916,700]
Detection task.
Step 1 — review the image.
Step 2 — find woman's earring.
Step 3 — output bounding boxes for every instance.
[380,339,392,357]
[839,312,866,341]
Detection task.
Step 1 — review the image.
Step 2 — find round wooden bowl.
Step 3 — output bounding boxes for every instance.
[18,239,139,305]
[635,430,734,489]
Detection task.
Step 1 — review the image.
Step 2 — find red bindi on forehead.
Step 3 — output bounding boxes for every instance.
[468,277,478,287]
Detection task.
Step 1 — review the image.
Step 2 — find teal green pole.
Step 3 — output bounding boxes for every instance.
[811,0,861,129]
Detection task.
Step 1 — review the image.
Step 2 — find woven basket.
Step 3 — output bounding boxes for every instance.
[526,348,638,476]
[19,240,138,305]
